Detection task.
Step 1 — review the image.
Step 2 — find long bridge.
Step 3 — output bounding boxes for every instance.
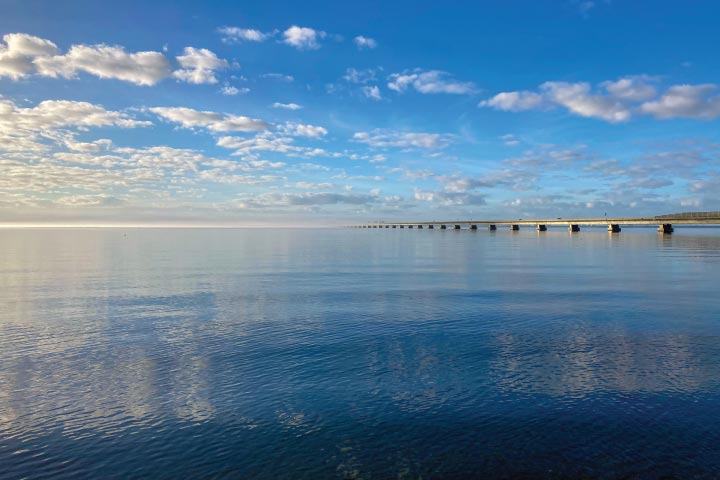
[351,212,720,233]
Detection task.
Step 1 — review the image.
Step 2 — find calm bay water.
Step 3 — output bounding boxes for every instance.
[1,227,720,479]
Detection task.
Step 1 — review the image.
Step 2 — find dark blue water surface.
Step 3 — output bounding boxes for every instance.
[1,227,720,479]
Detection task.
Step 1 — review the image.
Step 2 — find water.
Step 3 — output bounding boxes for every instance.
[1,228,720,479]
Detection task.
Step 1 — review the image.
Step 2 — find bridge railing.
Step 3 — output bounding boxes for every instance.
[655,212,720,220]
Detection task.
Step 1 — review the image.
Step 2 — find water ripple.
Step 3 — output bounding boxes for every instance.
[1,228,720,478]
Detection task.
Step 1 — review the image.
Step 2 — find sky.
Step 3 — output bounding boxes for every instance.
[1,0,719,226]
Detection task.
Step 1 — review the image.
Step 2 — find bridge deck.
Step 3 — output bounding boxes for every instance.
[353,212,720,228]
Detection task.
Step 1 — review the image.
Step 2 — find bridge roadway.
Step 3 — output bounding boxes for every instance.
[352,212,720,233]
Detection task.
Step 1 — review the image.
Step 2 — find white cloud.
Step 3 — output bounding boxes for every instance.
[35,44,171,85]
[220,84,249,95]
[217,135,295,155]
[343,67,378,84]
[56,194,122,207]
[261,73,294,82]
[173,47,228,84]
[0,99,149,154]
[438,171,536,192]
[294,181,334,190]
[150,107,270,132]
[541,81,631,122]
[479,91,546,111]
[114,146,212,172]
[480,81,631,122]
[216,131,344,159]
[500,134,520,146]
[199,169,273,185]
[640,84,720,119]
[272,102,303,110]
[413,189,486,206]
[280,122,328,138]
[0,161,153,194]
[354,36,377,49]
[217,26,276,43]
[601,76,657,101]
[353,130,453,149]
[388,70,475,94]
[65,138,113,152]
[282,26,326,50]
[3,33,58,56]
[390,168,435,180]
[53,151,124,167]
[246,192,376,207]
[481,77,720,122]
[0,33,58,79]
[362,85,381,100]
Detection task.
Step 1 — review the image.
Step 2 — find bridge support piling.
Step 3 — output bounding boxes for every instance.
[418,225,423,229]
[428,225,434,229]
[454,225,461,230]
[510,224,519,231]
[470,225,478,230]
[536,224,547,231]
[658,223,674,234]
[400,225,404,228]
[440,225,447,229]
[569,224,580,232]
[608,224,621,233]
[488,224,497,230]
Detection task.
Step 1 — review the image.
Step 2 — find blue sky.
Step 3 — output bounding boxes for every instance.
[1,0,719,225]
